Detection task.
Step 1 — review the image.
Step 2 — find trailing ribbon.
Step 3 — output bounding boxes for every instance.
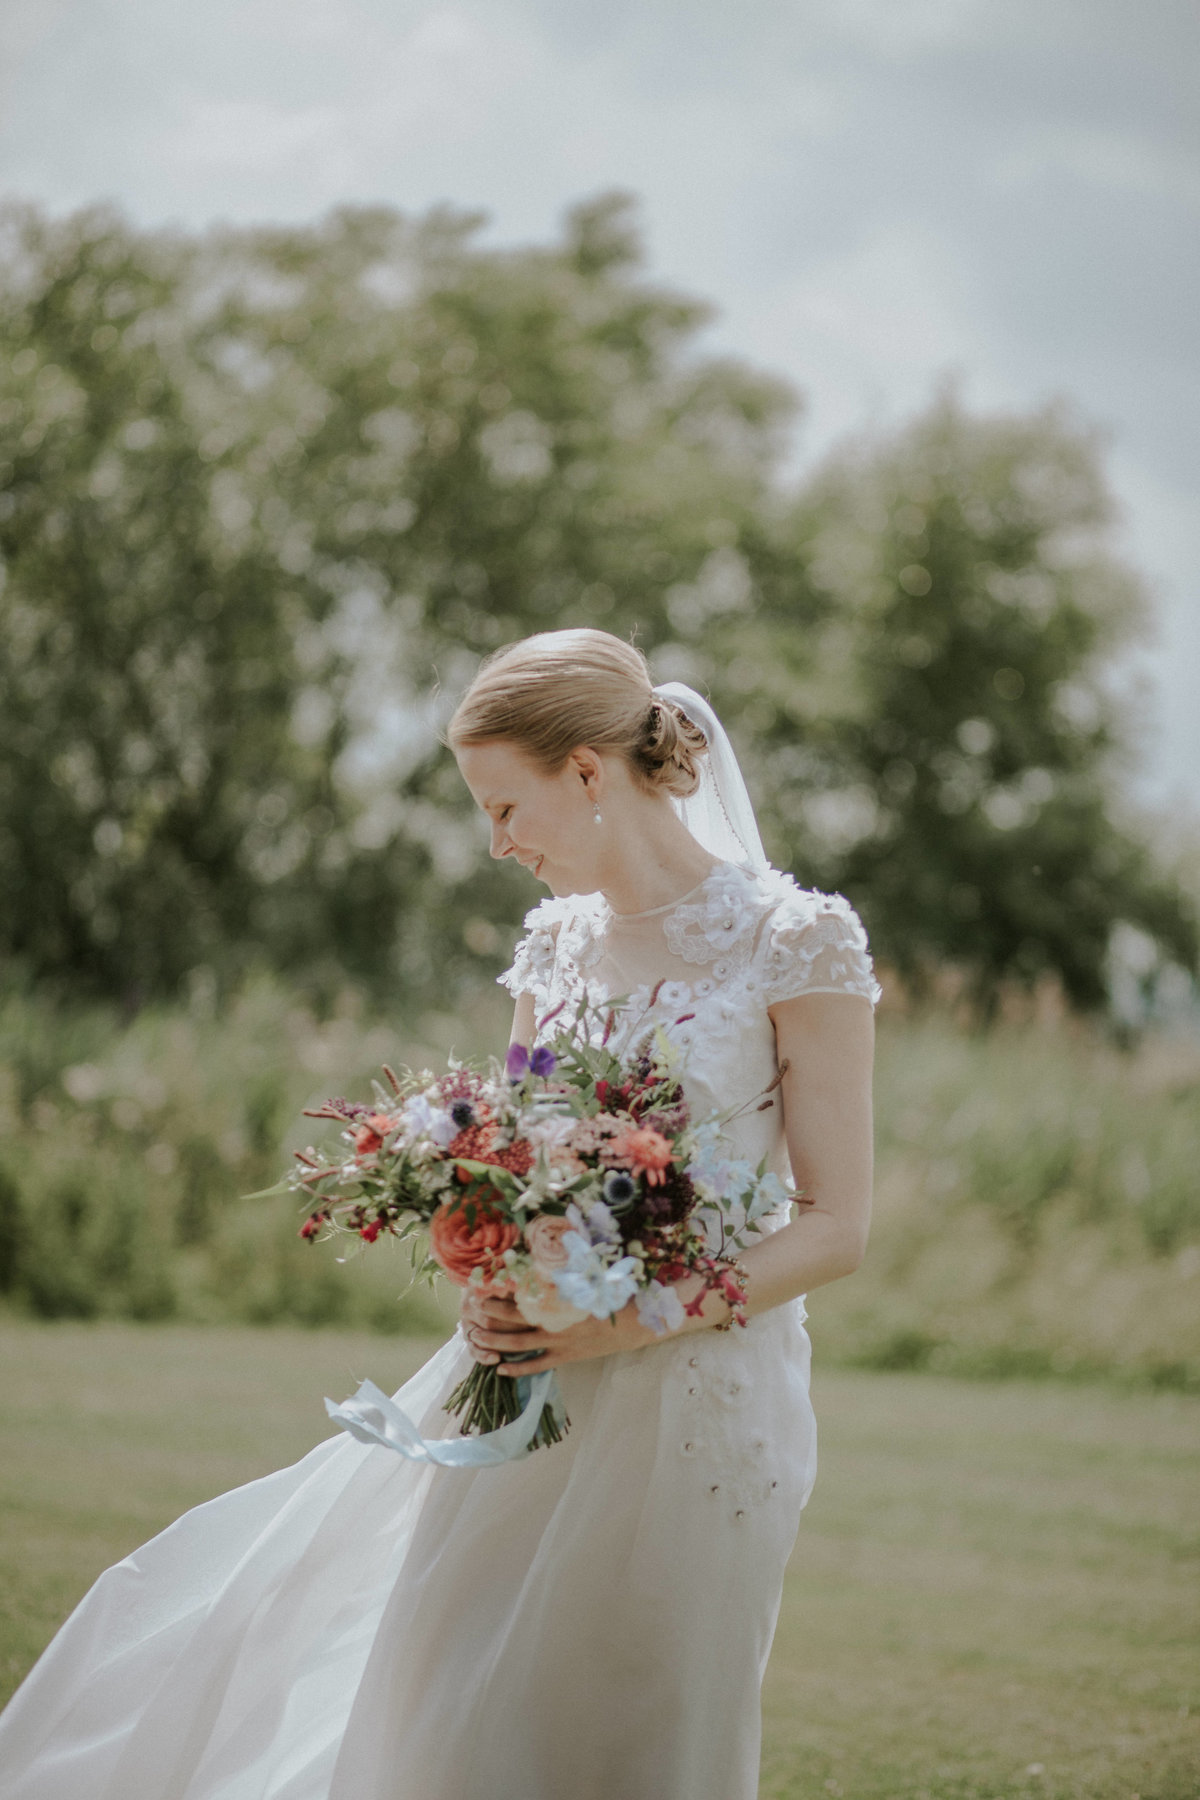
[324,1370,563,1467]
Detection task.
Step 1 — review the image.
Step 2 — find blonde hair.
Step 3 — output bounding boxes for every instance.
[447,628,708,799]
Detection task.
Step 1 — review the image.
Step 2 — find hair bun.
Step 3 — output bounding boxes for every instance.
[638,699,708,799]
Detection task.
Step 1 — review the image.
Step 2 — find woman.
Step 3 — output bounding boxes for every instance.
[0,628,878,1800]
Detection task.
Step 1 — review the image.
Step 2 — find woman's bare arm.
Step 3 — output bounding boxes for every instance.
[509,990,536,1049]
[669,991,875,1327]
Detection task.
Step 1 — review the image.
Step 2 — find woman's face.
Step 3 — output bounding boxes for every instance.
[455,739,602,895]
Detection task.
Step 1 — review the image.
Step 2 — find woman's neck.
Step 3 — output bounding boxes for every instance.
[590,808,720,917]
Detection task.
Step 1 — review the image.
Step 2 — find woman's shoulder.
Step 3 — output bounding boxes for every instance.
[497,891,606,1002]
[497,897,567,1001]
[749,865,882,1008]
[752,864,869,931]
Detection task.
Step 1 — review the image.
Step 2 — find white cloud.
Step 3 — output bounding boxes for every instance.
[995,125,1200,206]
[165,99,345,173]
[708,221,981,460]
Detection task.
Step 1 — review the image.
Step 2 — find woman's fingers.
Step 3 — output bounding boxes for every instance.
[461,1292,523,1329]
[472,1324,548,1355]
[496,1350,555,1375]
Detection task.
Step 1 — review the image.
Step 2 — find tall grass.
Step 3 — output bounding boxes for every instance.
[809,1009,1200,1390]
[0,975,497,1335]
[0,975,1196,1383]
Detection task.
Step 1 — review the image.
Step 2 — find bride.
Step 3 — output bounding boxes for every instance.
[0,628,879,1800]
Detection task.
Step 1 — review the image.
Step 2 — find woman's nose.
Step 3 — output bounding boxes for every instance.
[489,821,511,860]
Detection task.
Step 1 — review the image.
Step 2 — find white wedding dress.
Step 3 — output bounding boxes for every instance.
[0,859,880,1800]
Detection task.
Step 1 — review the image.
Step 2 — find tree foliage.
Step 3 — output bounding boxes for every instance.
[736,395,1198,1015]
[0,197,1193,1021]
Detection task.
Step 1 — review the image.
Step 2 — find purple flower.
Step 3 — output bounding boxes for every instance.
[506,1043,557,1081]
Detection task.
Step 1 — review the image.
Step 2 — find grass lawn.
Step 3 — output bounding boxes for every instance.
[0,1323,1197,1799]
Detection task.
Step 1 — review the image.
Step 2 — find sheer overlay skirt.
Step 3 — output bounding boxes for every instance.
[0,1304,816,1800]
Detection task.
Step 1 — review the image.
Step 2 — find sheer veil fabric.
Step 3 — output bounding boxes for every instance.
[0,688,881,1800]
[652,681,769,873]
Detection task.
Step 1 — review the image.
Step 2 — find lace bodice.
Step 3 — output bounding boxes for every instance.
[499,860,881,1251]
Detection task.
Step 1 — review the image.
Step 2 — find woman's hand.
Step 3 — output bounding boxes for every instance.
[459,1285,656,1377]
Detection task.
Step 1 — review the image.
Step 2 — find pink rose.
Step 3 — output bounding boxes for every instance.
[524,1213,573,1275]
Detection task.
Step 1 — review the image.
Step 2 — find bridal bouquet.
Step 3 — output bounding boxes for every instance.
[284,991,790,1454]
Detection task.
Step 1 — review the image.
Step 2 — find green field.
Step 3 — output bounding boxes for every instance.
[1,1323,1196,1799]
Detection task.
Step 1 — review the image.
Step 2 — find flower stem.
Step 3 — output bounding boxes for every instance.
[445,1356,570,1451]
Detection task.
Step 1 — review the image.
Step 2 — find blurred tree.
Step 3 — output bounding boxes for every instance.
[1,198,1193,1020]
[0,195,804,1004]
[0,204,342,1006]
[743,393,1198,1015]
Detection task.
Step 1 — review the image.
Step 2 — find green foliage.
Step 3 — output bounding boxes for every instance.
[0,197,1195,1019]
[0,194,805,1007]
[746,394,1199,1014]
[0,973,480,1333]
[808,1006,1200,1390]
[0,205,334,1004]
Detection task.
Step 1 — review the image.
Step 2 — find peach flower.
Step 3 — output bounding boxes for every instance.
[512,1266,588,1332]
[428,1196,519,1287]
[354,1112,398,1157]
[609,1126,674,1187]
[524,1213,574,1274]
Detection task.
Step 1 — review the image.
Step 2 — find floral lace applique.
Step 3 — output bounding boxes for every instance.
[498,893,610,1019]
[662,863,762,977]
[556,898,607,975]
[497,897,570,1014]
[757,871,882,1008]
[676,1337,782,1523]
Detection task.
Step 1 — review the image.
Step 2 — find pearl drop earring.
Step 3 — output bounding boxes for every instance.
[592,798,603,826]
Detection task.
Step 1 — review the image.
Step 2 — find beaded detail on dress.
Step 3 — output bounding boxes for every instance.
[675,1330,792,1523]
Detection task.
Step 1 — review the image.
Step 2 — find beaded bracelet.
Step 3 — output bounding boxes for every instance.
[712,1255,750,1331]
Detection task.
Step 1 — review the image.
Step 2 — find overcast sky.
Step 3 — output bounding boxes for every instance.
[3,0,1197,810]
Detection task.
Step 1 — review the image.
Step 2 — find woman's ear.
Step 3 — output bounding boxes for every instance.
[567,746,604,796]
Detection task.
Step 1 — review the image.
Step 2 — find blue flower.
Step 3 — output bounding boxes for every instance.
[565,1198,621,1246]
[552,1234,640,1319]
[745,1170,790,1222]
[634,1280,686,1336]
[530,1046,557,1077]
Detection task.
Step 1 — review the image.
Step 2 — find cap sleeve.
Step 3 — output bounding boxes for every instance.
[497,897,568,1013]
[759,879,882,1009]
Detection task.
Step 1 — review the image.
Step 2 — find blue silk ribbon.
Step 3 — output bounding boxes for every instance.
[324,1369,563,1467]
